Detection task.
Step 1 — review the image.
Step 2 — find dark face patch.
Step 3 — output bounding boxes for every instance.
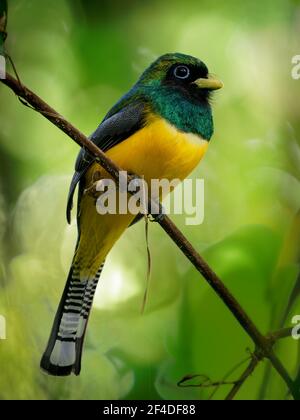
[163,62,211,102]
[135,53,215,140]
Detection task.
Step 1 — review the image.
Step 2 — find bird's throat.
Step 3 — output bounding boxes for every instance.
[146,86,214,141]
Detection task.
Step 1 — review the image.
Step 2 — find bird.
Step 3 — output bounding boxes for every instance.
[40,52,223,376]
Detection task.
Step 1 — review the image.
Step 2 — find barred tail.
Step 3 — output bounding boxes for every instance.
[73,264,104,375]
[40,262,105,376]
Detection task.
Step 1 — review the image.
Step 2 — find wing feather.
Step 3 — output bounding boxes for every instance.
[66,101,147,224]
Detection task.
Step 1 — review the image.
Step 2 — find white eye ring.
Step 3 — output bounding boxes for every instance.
[174,65,190,79]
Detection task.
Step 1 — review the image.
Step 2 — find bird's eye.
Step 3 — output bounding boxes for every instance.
[173,65,190,80]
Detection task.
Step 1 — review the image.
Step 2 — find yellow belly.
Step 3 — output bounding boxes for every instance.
[101,114,208,183]
[74,115,209,279]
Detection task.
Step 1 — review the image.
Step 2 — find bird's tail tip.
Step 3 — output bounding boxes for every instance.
[40,356,74,377]
[40,343,80,376]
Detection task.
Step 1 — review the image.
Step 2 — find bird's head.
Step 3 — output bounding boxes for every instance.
[135,53,223,140]
[138,52,223,103]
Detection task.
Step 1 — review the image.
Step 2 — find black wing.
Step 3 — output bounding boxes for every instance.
[66,101,146,224]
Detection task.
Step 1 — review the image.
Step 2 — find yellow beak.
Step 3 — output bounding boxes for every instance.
[193,76,224,90]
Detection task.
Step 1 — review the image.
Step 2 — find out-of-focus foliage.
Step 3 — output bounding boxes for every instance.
[0,0,300,400]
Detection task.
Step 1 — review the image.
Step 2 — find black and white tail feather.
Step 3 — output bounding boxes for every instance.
[40,262,105,376]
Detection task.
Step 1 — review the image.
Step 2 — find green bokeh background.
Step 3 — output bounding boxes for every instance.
[0,0,300,400]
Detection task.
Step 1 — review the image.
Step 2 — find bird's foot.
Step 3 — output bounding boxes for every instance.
[84,171,102,199]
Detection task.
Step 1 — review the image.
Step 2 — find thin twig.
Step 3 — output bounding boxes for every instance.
[178,327,294,400]
[226,328,295,400]
[208,356,251,400]
[1,72,299,400]
[177,356,251,400]
[225,351,262,400]
[141,215,152,314]
[178,374,237,388]
[268,328,293,343]
[141,176,152,314]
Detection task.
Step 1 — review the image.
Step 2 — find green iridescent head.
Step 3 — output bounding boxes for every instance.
[139,53,222,95]
[137,53,223,140]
